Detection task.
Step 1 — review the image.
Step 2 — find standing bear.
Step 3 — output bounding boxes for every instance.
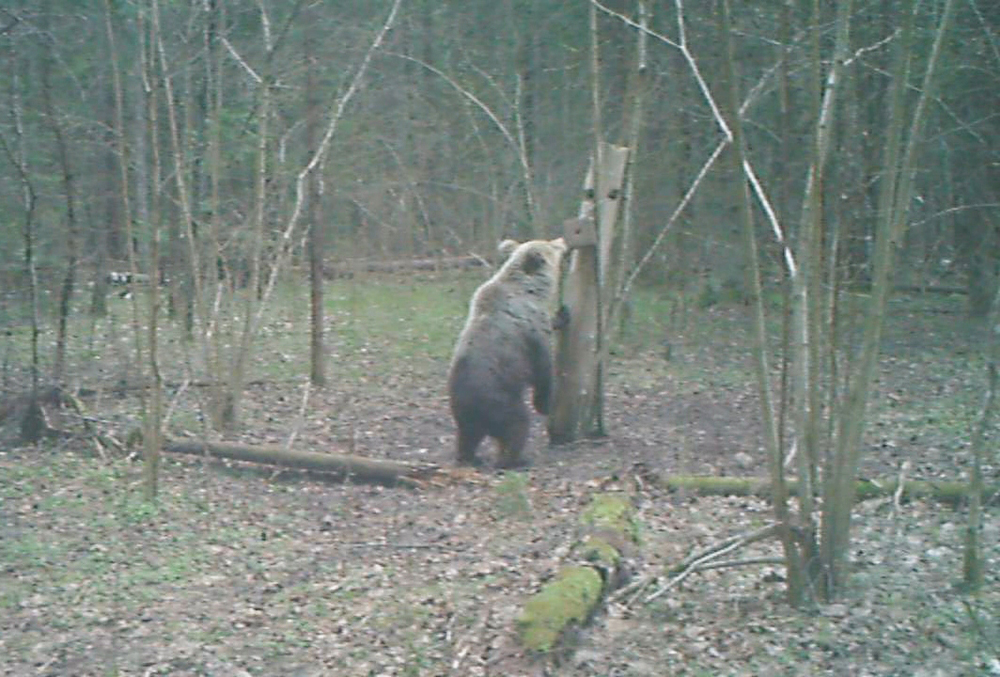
[448,237,568,468]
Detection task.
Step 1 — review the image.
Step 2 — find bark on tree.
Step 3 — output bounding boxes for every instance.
[963,287,999,590]
[823,0,955,599]
[719,0,807,606]
[1,33,41,439]
[143,0,165,499]
[607,0,649,342]
[549,145,627,444]
[306,11,326,388]
[40,2,80,389]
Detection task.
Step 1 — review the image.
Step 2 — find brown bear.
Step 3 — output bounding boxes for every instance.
[448,237,567,468]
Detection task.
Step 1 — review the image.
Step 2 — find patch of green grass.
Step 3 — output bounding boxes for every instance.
[494,472,533,520]
[0,532,63,572]
[326,271,470,365]
[612,284,679,356]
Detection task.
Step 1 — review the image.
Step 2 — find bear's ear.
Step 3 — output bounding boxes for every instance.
[498,239,520,258]
[551,237,567,253]
[521,250,546,275]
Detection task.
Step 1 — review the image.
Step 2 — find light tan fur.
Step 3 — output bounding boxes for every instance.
[448,238,567,467]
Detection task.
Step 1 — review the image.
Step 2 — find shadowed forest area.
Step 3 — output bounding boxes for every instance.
[1,1,999,675]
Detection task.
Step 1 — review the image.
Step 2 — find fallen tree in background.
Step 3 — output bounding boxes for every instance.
[646,473,995,508]
[164,439,442,487]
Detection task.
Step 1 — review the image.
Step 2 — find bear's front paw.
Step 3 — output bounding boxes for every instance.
[533,390,552,415]
[457,454,485,468]
[495,455,531,470]
[553,305,570,331]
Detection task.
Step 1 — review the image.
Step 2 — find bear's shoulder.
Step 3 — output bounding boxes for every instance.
[471,278,508,313]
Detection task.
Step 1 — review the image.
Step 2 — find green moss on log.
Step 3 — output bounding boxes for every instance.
[516,493,639,654]
[581,493,640,543]
[657,474,995,507]
[517,565,604,653]
[578,535,620,570]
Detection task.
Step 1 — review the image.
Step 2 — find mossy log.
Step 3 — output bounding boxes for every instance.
[654,474,995,507]
[517,492,638,655]
[163,439,441,487]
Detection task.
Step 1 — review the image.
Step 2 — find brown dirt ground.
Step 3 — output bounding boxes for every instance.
[1,300,998,676]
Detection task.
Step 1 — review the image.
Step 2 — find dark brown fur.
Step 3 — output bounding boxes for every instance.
[448,238,566,467]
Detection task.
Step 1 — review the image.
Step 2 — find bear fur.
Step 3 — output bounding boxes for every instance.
[448,237,568,467]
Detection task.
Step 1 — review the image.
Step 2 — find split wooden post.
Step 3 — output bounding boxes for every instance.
[549,143,628,443]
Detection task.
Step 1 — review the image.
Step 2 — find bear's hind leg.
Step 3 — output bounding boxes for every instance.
[494,409,530,469]
[456,424,487,466]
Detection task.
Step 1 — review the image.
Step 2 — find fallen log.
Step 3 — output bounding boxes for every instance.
[516,493,639,658]
[324,255,486,279]
[163,439,441,487]
[648,473,996,507]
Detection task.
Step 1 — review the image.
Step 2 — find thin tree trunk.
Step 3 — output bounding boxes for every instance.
[515,2,538,231]
[607,0,648,343]
[40,3,80,388]
[963,360,995,590]
[587,0,607,437]
[962,261,1000,589]
[90,86,116,318]
[223,2,273,429]
[305,9,325,387]
[823,0,955,598]
[1,37,40,414]
[776,0,793,479]
[153,0,222,430]
[719,0,805,606]
[787,0,854,600]
[103,0,143,379]
[206,0,226,424]
[142,2,164,499]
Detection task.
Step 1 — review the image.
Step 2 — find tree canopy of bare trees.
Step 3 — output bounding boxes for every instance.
[1,0,997,596]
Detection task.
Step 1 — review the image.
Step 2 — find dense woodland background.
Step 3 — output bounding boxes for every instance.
[1,0,997,330]
[2,2,1000,672]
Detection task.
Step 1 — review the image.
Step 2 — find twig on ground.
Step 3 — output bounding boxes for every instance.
[345,541,458,550]
[644,523,780,603]
[893,460,910,513]
[163,376,190,432]
[962,600,1000,657]
[675,523,779,572]
[285,377,312,452]
[451,604,492,675]
[689,556,785,573]
[611,573,655,608]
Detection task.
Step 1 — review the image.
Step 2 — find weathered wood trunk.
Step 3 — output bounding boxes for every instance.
[548,143,628,444]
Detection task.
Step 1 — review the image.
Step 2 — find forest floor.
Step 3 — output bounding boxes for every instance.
[1,272,998,676]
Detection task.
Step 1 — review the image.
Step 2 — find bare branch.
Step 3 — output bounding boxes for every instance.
[599,0,799,294]
[645,523,781,602]
[253,0,403,332]
[844,29,897,66]
[591,0,680,48]
[221,36,262,83]
[744,159,796,277]
[616,139,727,306]
[385,52,525,172]
[968,0,1000,68]
[910,203,1000,229]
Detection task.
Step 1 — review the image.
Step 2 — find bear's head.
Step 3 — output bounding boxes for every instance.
[497,237,567,274]
[495,237,567,298]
